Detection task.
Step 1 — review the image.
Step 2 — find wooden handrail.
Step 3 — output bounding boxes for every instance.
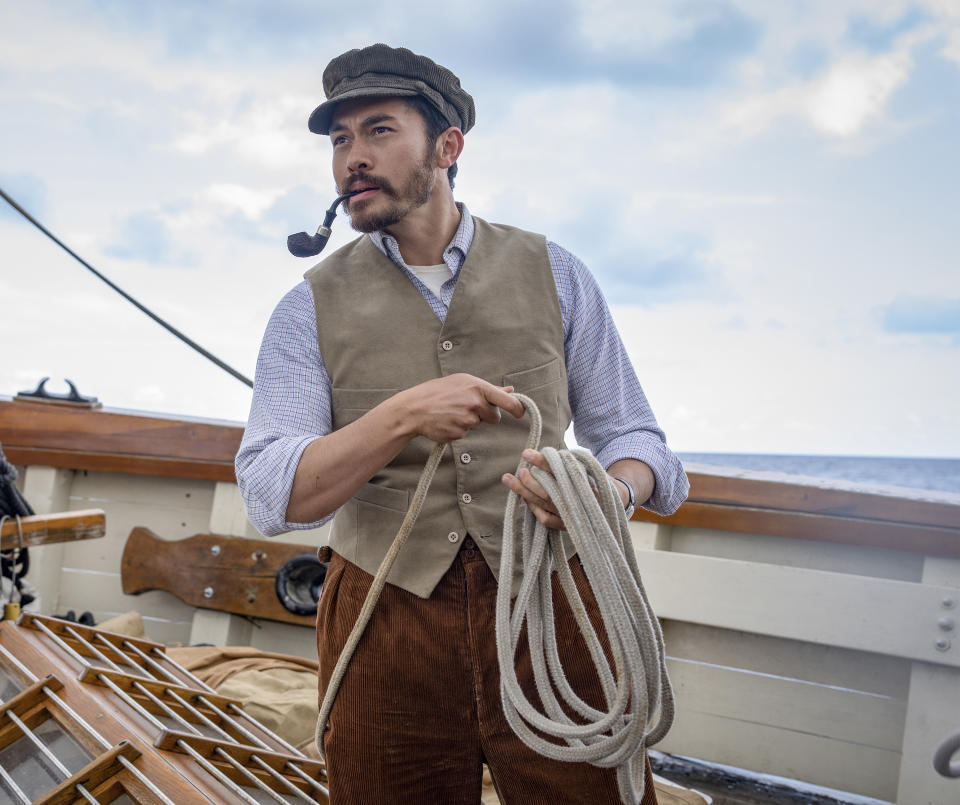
[2,396,958,553]
[0,396,241,482]
[1,509,106,550]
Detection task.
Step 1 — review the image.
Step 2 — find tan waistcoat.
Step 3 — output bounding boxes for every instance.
[304,217,572,598]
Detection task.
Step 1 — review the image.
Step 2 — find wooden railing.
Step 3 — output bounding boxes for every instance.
[0,397,241,482]
[3,395,957,552]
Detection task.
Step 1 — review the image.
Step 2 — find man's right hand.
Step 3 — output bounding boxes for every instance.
[392,373,525,443]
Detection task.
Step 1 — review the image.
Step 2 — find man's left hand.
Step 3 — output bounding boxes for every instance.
[502,449,628,531]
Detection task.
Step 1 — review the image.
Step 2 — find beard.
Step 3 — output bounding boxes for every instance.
[343,149,435,234]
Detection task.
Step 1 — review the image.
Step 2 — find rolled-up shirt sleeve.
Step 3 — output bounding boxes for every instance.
[549,242,689,516]
[235,281,333,535]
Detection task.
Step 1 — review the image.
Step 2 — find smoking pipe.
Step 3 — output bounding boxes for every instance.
[287,189,364,257]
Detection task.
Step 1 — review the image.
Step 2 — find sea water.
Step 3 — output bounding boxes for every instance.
[676,453,960,495]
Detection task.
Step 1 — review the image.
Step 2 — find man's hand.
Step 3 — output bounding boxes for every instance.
[393,373,525,443]
[502,449,633,531]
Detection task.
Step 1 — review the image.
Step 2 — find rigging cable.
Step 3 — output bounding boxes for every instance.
[0,186,253,388]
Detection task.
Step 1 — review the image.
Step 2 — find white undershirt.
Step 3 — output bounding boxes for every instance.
[407,264,451,299]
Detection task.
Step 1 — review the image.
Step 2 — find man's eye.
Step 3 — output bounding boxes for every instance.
[332,135,347,146]
[372,126,391,135]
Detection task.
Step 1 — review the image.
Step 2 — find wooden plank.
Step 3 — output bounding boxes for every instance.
[683,462,960,529]
[638,550,960,666]
[666,657,906,751]
[634,501,960,558]
[4,446,237,482]
[1,509,105,551]
[663,620,911,699]
[668,526,924,582]
[121,528,318,627]
[0,398,241,482]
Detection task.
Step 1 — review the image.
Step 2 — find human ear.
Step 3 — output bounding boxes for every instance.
[437,127,464,169]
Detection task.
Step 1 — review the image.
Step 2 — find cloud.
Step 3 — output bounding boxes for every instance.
[722,46,914,139]
[881,296,960,334]
[573,227,725,306]
[845,7,930,52]
[104,209,195,266]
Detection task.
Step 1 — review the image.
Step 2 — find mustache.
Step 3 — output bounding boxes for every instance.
[341,173,396,197]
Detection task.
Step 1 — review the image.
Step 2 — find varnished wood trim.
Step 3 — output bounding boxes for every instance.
[2,446,237,482]
[78,667,241,711]
[158,731,325,778]
[22,614,165,653]
[0,398,241,481]
[1,509,106,550]
[684,464,960,530]
[34,741,141,805]
[633,501,960,556]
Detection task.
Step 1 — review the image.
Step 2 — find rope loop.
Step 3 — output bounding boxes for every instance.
[499,393,673,804]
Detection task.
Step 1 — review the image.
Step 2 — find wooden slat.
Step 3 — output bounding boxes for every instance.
[78,666,241,711]
[21,613,165,653]
[157,730,326,779]
[634,501,960,557]
[0,398,241,481]
[0,675,63,720]
[639,550,960,666]
[34,741,141,805]
[1,509,105,550]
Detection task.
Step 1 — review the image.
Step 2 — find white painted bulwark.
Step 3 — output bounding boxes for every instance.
[7,444,959,803]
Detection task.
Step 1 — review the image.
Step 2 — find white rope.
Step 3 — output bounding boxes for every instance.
[315,394,673,804]
[498,394,673,805]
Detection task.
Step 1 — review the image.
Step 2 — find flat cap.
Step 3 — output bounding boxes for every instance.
[308,43,475,136]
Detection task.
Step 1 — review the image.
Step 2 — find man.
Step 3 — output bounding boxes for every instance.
[237,43,688,804]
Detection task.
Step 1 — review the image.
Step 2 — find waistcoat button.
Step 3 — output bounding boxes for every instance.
[447,531,459,543]
[460,453,472,464]
[461,493,472,504]
[441,340,454,351]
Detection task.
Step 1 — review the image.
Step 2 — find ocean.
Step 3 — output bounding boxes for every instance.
[676,453,960,495]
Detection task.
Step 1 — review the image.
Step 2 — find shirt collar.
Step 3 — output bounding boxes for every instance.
[367,202,474,276]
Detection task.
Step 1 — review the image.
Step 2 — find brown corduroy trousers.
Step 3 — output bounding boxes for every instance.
[316,537,658,804]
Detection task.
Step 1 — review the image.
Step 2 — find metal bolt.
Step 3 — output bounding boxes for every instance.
[939,617,955,632]
[943,598,956,610]
[935,639,952,652]
[253,550,265,561]
[210,545,221,556]
[203,587,214,599]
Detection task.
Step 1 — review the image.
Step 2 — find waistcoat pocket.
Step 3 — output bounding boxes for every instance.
[503,358,563,448]
[502,357,561,391]
[355,482,411,569]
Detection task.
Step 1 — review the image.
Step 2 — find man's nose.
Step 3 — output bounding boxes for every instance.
[347,144,372,173]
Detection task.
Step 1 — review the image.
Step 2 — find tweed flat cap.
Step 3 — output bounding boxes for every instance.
[308,44,475,136]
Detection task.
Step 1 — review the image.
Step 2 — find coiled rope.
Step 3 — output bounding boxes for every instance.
[316,393,673,805]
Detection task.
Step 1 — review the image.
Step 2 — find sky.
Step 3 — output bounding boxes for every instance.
[1,0,958,458]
